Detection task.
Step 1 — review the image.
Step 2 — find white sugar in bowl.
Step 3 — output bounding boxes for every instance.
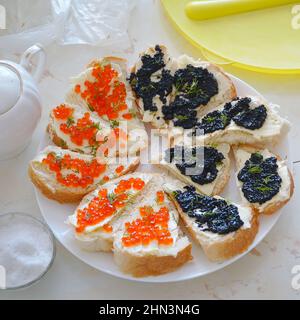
[0,44,46,160]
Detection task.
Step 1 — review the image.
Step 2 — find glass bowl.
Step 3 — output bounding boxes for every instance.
[0,212,56,290]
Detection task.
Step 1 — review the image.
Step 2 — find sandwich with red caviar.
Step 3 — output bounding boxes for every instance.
[28,146,140,203]
[68,173,154,252]
[65,56,148,155]
[48,103,112,155]
[113,175,192,277]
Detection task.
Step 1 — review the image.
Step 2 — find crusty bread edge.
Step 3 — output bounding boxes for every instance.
[87,56,127,69]
[167,191,259,262]
[28,164,84,203]
[47,123,69,150]
[28,157,140,204]
[207,63,237,102]
[113,243,192,277]
[233,144,295,215]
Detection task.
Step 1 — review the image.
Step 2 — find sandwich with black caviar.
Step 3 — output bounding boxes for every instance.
[233,145,294,215]
[129,45,236,130]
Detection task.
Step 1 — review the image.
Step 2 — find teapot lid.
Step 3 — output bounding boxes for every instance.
[0,63,21,115]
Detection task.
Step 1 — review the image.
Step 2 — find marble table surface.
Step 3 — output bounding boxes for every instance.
[1,0,300,299]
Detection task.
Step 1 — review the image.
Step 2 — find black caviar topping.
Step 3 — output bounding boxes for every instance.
[195,110,230,134]
[165,146,225,185]
[237,152,282,204]
[162,96,199,129]
[161,65,219,129]
[129,45,173,112]
[130,48,219,130]
[232,105,267,130]
[174,186,244,235]
[173,65,219,109]
[192,97,268,136]
[223,97,251,118]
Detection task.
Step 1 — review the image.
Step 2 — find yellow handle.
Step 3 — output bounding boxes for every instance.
[186,0,298,20]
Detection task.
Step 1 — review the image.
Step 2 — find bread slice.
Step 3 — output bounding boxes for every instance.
[159,143,231,196]
[174,54,237,118]
[113,175,192,277]
[65,56,148,156]
[130,45,174,129]
[233,145,294,215]
[68,173,154,252]
[48,103,112,155]
[191,96,290,147]
[66,56,127,116]
[164,184,258,262]
[28,146,140,203]
[130,45,236,129]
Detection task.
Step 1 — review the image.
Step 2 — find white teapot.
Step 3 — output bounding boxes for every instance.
[0,44,46,160]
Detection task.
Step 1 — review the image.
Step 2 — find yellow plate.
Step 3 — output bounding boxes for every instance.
[161,0,300,74]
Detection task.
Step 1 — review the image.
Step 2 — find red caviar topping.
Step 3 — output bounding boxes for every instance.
[75,177,146,233]
[74,63,128,120]
[59,112,98,147]
[122,206,173,247]
[42,153,106,188]
[139,206,154,217]
[74,84,81,93]
[103,224,113,233]
[115,165,124,174]
[53,104,73,120]
[122,113,133,120]
[156,191,165,204]
[133,178,145,190]
[102,176,110,182]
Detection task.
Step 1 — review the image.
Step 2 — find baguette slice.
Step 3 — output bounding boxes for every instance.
[68,173,155,252]
[130,45,236,129]
[48,103,112,155]
[159,143,231,196]
[233,145,294,215]
[192,96,290,147]
[165,184,258,262]
[65,56,148,156]
[28,146,139,203]
[113,175,192,277]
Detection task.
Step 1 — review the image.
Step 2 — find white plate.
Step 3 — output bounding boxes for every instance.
[35,74,290,283]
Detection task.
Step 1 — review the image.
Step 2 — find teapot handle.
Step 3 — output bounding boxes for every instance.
[20,44,46,82]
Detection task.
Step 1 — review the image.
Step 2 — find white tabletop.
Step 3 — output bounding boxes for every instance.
[1,0,300,299]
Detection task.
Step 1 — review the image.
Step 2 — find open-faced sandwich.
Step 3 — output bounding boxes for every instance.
[191,96,290,147]
[165,185,258,262]
[65,56,148,155]
[159,143,231,196]
[129,45,236,129]
[69,173,192,276]
[68,173,154,252]
[113,175,192,277]
[28,146,139,203]
[48,103,112,155]
[233,145,294,215]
